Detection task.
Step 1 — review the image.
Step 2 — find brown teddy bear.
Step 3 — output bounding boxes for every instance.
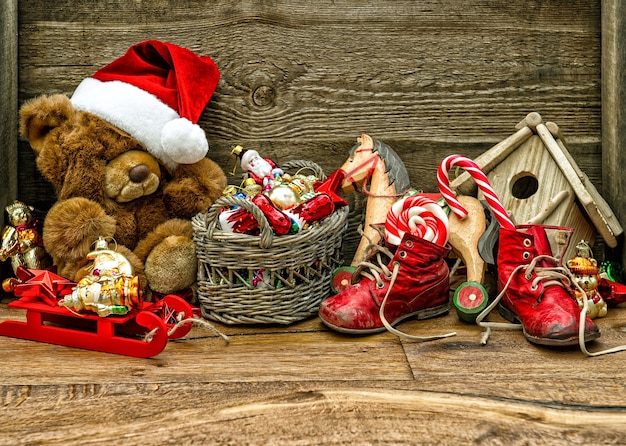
[18,41,227,297]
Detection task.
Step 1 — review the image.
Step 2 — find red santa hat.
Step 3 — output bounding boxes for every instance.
[71,40,220,171]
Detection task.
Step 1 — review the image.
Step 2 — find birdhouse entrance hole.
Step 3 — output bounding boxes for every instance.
[511,173,539,199]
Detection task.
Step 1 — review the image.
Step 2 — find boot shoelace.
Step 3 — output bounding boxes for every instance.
[356,242,456,342]
[476,254,626,357]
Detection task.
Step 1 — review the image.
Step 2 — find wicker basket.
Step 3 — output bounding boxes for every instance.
[192,160,349,325]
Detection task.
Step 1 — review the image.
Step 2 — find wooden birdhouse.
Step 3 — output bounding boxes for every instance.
[450,112,623,261]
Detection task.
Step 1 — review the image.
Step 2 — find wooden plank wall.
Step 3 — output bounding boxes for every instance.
[13,0,610,261]
[1,1,18,225]
[602,0,626,265]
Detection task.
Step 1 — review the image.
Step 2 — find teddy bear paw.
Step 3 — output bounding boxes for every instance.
[144,235,197,294]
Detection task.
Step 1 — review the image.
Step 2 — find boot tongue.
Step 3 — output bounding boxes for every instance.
[525,225,554,266]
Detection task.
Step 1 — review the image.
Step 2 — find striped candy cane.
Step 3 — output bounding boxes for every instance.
[437,155,515,230]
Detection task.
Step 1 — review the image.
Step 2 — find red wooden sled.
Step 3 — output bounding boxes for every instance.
[0,268,194,358]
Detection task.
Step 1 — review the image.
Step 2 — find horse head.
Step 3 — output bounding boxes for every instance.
[339,134,410,196]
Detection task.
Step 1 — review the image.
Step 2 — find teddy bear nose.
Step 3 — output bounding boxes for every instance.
[129,164,150,183]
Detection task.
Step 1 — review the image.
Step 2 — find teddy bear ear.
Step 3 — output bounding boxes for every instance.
[19,94,76,155]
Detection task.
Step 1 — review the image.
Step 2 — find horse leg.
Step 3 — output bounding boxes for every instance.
[448,195,487,284]
[448,195,490,323]
[351,195,396,265]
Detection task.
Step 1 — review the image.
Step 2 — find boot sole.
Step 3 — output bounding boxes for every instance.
[320,301,451,335]
[498,303,601,347]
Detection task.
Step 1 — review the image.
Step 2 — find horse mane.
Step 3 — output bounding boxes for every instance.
[348,138,411,194]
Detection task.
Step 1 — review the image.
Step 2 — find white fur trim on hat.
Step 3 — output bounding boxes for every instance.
[71,77,209,171]
[161,118,208,165]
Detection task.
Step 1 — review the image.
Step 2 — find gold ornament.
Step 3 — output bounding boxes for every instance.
[0,200,53,292]
[566,240,607,319]
[60,237,142,317]
[267,185,300,209]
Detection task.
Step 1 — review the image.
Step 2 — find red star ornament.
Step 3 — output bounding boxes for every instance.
[314,169,348,207]
[13,267,76,306]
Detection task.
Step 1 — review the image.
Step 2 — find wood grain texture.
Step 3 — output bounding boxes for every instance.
[16,0,603,194]
[0,1,18,224]
[3,293,626,445]
[601,0,626,266]
[4,384,626,445]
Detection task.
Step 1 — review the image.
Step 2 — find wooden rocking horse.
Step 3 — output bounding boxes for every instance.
[322,134,491,320]
[339,134,412,265]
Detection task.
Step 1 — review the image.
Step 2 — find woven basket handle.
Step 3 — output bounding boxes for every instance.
[204,195,274,249]
[280,159,327,181]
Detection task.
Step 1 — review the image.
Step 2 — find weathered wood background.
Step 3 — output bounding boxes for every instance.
[11,0,612,262]
[3,1,626,444]
[1,1,18,210]
[602,0,626,265]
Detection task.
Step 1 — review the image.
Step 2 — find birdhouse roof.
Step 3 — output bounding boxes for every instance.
[450,112,623,248]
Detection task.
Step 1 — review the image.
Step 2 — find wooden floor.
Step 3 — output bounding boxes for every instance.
[2,280,626,446]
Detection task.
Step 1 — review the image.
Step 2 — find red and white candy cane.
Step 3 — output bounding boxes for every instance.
[385,195,449,247]
[437,155,515,230]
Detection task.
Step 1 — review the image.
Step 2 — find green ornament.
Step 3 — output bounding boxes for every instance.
[601,261,624,283]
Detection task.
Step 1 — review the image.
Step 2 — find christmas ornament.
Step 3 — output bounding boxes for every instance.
[84,236,134,276]
[13,267,75,306]
[288,193,335,228]
[242,178,263,197]
[252,193,293,235]
[220,151,340,236]
[314,168,349,207]
[566,240,607,319]
[59,237,143,317]
[231,145,281,185]
[0,200,53,292]
[62,276,141,317]
[600,260,624,284]
[218,207,260,235]
[267,184,301,209]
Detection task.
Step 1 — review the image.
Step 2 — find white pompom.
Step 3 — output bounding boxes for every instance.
[161,118,209,165]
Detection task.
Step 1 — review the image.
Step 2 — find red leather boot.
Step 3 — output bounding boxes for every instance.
[488,225,600,346]
[318,232,455,339]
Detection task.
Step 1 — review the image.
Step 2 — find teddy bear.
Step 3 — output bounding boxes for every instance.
[566,240,608,319]
[0,200,53,292]
[18,40,227,297]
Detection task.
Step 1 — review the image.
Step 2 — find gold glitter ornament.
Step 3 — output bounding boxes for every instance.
[0,200,53,292]
[223,185,239,196]
[60,237,142,317]
[566,240,608,319]
[63,275,141,317]
[267,184,300,209]
[242,178,263,197]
